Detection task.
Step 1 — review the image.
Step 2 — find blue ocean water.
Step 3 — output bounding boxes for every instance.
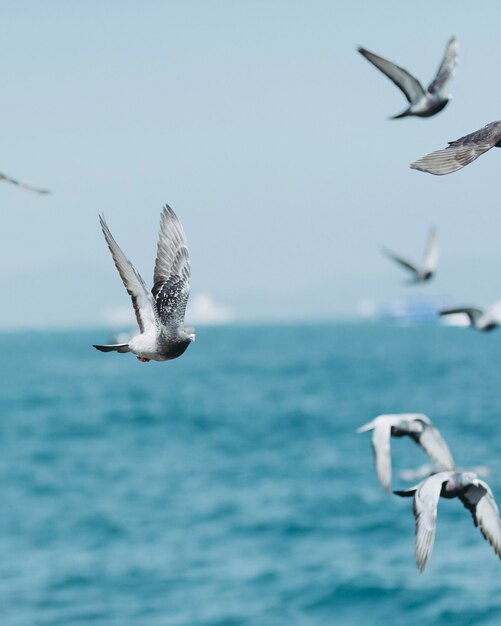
[1,323,501,625]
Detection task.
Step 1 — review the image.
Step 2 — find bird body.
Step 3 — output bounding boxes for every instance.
[358,37,458,119]
[392,92,449,120]
[395,471,501,572]
[93,205,195,362]
[357,413,455,492]
[411,120,501,175]
[383,228,438,284]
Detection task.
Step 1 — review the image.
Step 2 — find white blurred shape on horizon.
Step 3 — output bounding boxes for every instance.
[489,300,501,323]
[102,293,234,331]
[103,306,135,328]
[357,298,378,319]
[187,293,236,326]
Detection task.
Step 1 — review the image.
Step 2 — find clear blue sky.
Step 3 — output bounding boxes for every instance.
[2,1,501,328]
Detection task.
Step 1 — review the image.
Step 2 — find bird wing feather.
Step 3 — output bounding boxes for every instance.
[413,473,450,572]
[411,122,501,175]
[152,276,190,328]
[370,419,394,492]
[418,424,455,471]
[410,144,492,175]
[439,307,483,325]
[358,47,425,104]
[153,205,191,286]
[99,215,158,334]
[460,480,501,559]
[427,37,459,95]
[152,205,190,328]
[382,248,420,276]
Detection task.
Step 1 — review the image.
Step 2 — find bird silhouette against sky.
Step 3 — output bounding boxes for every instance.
[358,37,458,119]
[383,228,438,285]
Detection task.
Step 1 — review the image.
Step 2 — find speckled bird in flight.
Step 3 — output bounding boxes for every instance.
[93,205,195,362]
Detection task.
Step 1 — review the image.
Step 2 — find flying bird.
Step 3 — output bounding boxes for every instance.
[93,205,195,362]
[357,37,458,119]
[440,302,501,332]
[357,413,455,492]
[410,121,501,175]
[395,471,501,572]
[0,171,50,194]
[383,228,438,284]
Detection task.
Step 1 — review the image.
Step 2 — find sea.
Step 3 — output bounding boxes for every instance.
[1,322,501,626]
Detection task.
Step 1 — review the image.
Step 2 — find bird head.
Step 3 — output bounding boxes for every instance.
[181,326,196,342]
[461,471,480,487]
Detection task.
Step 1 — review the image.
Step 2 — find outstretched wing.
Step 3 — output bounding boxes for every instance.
[0,171,51,194]
[370,420,394,492]
[410,144,492,175]
[358,47,425,104]
[423,228,439,273]
[99,215,158,334]
[410,121,501,175]
[412,473,450,572]
[152,205,191,327]
[460,480,501,559]
[418,423,455,471]
[439,307,483,326]
[357,415,403,492]
[151,276,190,328]
[382,247,420,277]
[428,37,459,95]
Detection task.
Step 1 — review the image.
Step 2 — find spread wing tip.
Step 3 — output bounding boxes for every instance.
[410,157,459,176]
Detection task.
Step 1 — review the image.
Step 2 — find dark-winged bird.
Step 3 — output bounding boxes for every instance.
[395,471,501,572]
[93,205,195,362]
[357,413,455,492]
[357,37,458,119]
[383,228,438,284]
[411,121,501,175]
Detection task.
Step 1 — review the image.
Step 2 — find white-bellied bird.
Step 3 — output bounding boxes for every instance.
[395,471,501,572]
[93,205,195,362]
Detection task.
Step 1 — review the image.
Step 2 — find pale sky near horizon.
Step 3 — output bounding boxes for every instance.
[3,1,501,328]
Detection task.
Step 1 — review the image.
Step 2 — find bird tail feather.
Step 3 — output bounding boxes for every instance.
[93,343,130,353]
[356,420,375,433]
[390,108,410,120]
[393,487,418,497]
